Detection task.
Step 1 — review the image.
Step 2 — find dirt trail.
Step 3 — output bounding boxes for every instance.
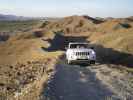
[42,60,132,100]
[41,34,133,100]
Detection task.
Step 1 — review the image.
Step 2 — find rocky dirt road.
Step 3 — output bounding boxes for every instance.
[41,35,133,100]
[42,59,133,100]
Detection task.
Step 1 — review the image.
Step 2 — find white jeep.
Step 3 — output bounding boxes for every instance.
[66,42,96,64]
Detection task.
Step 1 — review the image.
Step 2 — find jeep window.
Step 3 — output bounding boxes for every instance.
[70,44,88,49]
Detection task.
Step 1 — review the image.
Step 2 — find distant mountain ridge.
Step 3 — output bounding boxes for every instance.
[0,14,40,21]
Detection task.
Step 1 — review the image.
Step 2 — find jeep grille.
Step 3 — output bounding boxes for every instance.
[76,52,89,56]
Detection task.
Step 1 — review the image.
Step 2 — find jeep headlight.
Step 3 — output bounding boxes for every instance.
[91,51,95,55]
[70,54,77,60]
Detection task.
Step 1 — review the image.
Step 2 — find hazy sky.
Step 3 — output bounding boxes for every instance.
[0,0,133,17]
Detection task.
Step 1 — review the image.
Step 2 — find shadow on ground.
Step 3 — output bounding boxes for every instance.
[42,63,115,100]
[41,32,133,67]
[94,45,133,67]
[41,33,89,51]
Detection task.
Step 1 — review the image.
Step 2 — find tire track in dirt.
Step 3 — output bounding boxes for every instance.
[42,60,125,100]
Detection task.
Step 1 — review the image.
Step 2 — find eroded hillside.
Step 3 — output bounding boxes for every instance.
[0,16,133,99]
[0,22,63,99]
[41,15,133,67]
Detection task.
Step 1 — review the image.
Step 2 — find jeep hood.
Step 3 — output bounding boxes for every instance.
[67,49,93,52]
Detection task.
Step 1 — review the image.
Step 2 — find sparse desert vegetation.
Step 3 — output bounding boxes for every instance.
[0,20,39,32]
[0,20,63,99]
[0,15,133,99]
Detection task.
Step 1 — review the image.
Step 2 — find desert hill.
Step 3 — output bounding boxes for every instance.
[41,15,133,51]
[42,15,133,34]
[41,15,133,67]
[0,20,62,99]
[0,15,133,66]
[1,15,132,64]
[42,15,97,34]
[0,15,133,99]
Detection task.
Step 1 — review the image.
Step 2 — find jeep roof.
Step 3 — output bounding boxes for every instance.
[68,42,89,49]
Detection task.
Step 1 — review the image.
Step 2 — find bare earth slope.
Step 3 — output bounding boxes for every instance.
[0,15,133,100]
[0,29,63,99]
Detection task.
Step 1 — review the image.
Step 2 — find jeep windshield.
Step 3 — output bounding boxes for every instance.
[70,43,89,49]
